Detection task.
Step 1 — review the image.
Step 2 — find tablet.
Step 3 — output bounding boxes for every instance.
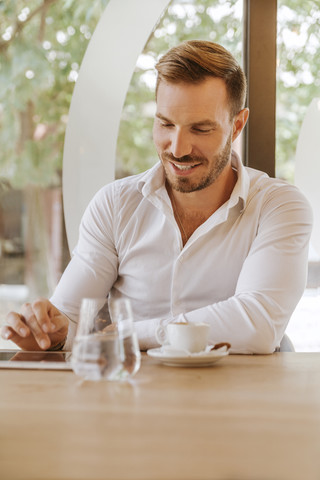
[0,350,73,370]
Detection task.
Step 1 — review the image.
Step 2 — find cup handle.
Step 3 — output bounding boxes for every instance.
[155,321,168,346]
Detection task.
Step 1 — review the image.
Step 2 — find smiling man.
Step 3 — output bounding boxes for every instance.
[153,73,248,244]
[1,41,312,354]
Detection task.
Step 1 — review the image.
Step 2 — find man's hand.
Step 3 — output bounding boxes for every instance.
[1,299,68,351]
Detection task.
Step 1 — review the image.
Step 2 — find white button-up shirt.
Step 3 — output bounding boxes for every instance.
[51,153,313,353]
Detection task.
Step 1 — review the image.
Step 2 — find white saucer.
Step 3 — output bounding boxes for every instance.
[146,347,229,367]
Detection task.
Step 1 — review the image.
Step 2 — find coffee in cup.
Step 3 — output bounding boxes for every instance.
[156,321,210,353]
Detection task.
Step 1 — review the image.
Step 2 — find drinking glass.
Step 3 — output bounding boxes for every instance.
[71,297,141,381]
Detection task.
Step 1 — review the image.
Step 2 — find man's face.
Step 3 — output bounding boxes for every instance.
[153,77,235,194]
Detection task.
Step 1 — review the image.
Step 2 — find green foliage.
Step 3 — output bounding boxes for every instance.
[0,0,108,188]
[276,0,320,181]
[0,0,319,186]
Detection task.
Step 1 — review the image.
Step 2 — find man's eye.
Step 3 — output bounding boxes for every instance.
[161,122,174,128]
[192,127,211,133]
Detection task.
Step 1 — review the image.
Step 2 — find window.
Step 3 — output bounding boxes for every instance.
[276,0,320,351]
[0,1,106,325]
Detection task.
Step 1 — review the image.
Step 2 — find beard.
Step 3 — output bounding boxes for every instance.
[161,134,232,194]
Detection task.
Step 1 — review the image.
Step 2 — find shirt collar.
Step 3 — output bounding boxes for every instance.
[137,162,165,196]
[228,150,250,211]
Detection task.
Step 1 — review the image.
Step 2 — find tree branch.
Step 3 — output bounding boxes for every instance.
[0,0,58,53]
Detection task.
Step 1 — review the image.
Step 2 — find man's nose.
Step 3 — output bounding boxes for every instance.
[170,130,192,158]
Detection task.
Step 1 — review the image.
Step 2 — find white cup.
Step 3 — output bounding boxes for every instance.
[155,322,210,353]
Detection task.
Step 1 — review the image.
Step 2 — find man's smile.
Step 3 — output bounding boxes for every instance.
[161,153,205,177]
[171,161,202,172]
[168,161,203,177]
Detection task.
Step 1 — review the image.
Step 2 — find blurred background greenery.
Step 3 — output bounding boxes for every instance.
[1,0,319,188]
[0,0,319,299]
[276,0,320,180]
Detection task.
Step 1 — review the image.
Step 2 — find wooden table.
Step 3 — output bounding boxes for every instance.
[1,353,320,480]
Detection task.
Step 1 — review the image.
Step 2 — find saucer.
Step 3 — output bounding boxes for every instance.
[146,346,229,367]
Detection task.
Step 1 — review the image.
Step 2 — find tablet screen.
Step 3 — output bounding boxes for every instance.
[0,350,72,370]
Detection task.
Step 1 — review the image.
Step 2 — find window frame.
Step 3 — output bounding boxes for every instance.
[243,0,277,177]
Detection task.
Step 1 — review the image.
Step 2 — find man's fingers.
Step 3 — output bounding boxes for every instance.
[0,325,40,351]
[29,299,54,333]
[5,311,30,337]
[16,303,51,350]
[2,299,68,351]
[1,325,14,340]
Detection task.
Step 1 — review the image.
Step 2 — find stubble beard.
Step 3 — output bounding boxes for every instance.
[161,134,232,194]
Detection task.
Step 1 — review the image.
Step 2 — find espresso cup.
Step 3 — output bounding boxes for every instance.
[155,322,210,353]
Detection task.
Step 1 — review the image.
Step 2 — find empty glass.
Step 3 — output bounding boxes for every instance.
[71,297,141,381]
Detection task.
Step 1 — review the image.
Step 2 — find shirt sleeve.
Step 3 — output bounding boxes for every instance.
[50,185,118,349]
[134,185,313,354]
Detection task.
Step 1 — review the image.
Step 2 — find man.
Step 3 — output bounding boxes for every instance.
[1,40,313,354]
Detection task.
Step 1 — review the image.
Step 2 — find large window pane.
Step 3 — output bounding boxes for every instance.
[276,0,320,182]
[0,1,107,326]
[276,0,320,351]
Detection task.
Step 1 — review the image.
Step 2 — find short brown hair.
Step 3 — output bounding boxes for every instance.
[155,40,247,118]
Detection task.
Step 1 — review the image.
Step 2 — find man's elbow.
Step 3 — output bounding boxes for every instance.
[230,329,279,354]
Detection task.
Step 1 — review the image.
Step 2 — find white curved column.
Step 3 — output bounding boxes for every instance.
[63,0,170,251]
[295,98,320,257]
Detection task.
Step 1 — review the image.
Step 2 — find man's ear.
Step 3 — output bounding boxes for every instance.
[232,108,249,142]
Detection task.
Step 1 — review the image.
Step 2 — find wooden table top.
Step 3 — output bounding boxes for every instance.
[1,352,320,480]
